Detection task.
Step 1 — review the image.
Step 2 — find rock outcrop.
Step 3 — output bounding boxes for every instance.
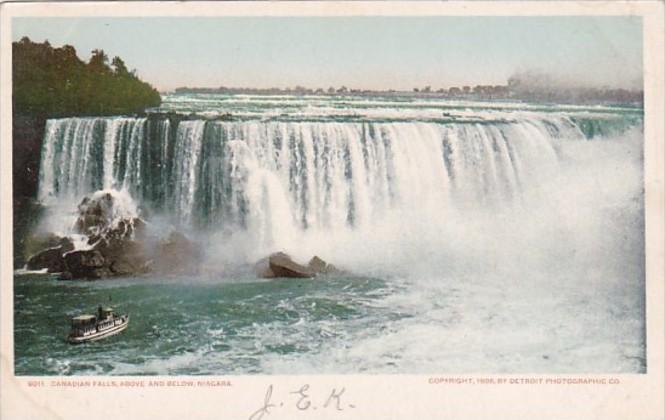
[74,191,144,240]
[306,256,339,275]
[256,252,340,279]
[55,191,150,279]
[269,252,315,278]
[62,249,108,279]
[26,237,74,273]
[25,189,203,280]
[151,231,202,275]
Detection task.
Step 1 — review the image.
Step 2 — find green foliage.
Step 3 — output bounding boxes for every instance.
[13,37,161,117]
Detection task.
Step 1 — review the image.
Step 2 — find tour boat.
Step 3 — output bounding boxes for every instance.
[67,306,129,344]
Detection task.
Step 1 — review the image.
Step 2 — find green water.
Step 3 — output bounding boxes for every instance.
[14,273,395,375]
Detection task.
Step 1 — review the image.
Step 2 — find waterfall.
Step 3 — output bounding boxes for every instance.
[172,120,206,225]
[37,115,636,252]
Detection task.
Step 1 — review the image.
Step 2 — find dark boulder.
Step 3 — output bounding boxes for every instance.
[25,237,74,273]
[24,232,64,260]
[74,193,113,235]
[152,231,202,275]
[254,255,275,278]
[307,256,339,275]
[63,249,109,279]
[57,190,150,279]
[269,252,315,278]
[26,247,63,272]
[74,191,145,240]
[95,238,150,276]
[256,253,339,279]
[28,190,197,280]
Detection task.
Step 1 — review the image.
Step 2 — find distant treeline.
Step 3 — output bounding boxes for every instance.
[13,37,161,117]
[176,78,643,106]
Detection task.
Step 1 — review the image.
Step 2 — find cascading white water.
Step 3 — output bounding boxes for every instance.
[23,96,646,375]
[171,120,206,225]
[203,119,576,239]
[36,114,637,262]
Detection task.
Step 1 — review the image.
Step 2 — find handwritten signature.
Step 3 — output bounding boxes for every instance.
[249,384,356,420]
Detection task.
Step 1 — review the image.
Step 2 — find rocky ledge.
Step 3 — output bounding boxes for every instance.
[26,190,341,281]
[25,190,201,280]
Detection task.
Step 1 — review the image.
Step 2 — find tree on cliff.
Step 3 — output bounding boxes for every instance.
[12,37,161,117]
[11,37,162,267]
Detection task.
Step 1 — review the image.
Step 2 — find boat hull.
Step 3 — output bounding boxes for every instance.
[68,316,129,344]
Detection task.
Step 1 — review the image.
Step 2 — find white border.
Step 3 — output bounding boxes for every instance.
[1,2,663,419]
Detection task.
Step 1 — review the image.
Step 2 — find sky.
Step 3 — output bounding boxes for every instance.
[12,16,643,92]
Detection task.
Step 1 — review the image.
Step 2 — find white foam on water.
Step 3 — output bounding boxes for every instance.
[14,268,49,276]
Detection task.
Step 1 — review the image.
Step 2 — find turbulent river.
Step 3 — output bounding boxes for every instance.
[15,94,646,374]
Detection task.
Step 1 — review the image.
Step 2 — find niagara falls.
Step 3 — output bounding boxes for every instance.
[14,93,646,374]
[8,14,648,379]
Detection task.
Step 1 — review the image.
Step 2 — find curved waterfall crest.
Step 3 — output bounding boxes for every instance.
[36,115,630,242]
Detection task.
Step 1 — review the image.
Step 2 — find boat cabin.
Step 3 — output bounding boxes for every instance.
[95,306,117,329]
[98,306,114,319]
[71,314,97,335]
